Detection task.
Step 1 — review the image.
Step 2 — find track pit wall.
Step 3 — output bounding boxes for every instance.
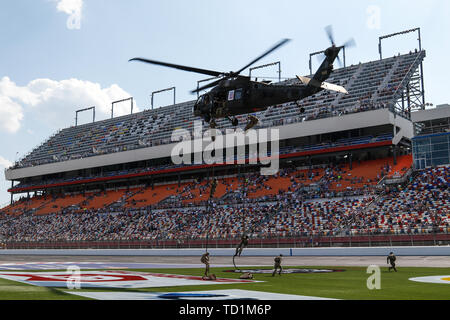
[0,246,449,256]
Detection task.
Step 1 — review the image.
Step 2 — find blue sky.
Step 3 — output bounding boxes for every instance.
[0,0,449,206]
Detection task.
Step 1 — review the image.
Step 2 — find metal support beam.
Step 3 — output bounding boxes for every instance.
[393,145,397,166]
[378,27,421,60]
[10,181,14,205]
[380,28,426,115]
[151,87,175,109]
[249,61,281,82]
[111,97,133,119]
[75,106,95,126]
[197,77,219,98]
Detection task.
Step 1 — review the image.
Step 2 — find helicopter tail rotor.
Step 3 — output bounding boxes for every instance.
[316,26,356,67]
[325,25,336,47]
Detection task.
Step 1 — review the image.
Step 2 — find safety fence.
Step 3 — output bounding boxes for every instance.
[3,232,450,250]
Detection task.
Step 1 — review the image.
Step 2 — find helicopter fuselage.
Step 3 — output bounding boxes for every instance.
[130,32,349,129]
[193,77,319,123]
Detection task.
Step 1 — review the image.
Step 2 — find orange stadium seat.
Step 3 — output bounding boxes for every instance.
[388,154,413,178]
[125,184,180,207]
[84,190,126,210]
[35,193,87,215]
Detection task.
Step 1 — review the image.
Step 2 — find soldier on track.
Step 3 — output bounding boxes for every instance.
[234,234,249,257]
[387,252,397,272]
[201,252,211,278]
[272,254,283,276]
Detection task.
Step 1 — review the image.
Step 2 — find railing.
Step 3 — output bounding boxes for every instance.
[389,51,425,116]
[383,168,413,185]
[4,232,449,250]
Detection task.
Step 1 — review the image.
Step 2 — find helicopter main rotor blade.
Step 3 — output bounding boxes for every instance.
[234,38,291,76]
[191,78,223,94]
[343,38,356,49]
[325,25,335,46]
[129,58,224,77]
[336,55,343,67]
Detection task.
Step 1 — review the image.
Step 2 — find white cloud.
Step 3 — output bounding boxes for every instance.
[0,95,24,133]
[0,156,12,170]
[0,76,137,132]
[54,0,83,30]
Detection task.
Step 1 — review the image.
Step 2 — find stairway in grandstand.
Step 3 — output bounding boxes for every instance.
[371,56,401,102]
[329,63,363,107]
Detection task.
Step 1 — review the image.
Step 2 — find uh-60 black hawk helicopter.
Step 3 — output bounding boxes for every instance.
[130,26,355,132]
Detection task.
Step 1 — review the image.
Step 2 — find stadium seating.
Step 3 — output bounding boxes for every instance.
[323,155,412,192]
[10,133,394,193]
[11,51,424,170]
[3,48,445,246]
[387,154,413,178]
[1,161,448,243]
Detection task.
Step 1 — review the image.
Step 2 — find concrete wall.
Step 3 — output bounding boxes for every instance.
[411,105,450,123]
[1,246,449,256]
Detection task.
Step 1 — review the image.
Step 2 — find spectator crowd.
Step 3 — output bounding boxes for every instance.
[0,165,448,243]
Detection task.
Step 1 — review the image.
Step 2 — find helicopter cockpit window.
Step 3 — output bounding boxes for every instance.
[234,88,243,100]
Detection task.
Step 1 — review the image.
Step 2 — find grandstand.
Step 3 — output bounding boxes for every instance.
[1,31,449,249]
[7,50,423,170]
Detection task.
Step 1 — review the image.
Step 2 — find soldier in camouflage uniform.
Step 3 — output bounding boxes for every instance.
[387,252,397,272]
[234,234,249,257]
[201,252,210,278]
[272,254,283,276]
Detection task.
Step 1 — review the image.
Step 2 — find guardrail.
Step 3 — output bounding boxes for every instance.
[3,232,449,250]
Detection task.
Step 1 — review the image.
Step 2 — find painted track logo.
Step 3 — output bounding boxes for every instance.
[409,276,450,285]
[0,270,259,289]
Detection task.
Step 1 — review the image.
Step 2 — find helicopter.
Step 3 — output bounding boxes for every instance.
[130,26,354,131]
